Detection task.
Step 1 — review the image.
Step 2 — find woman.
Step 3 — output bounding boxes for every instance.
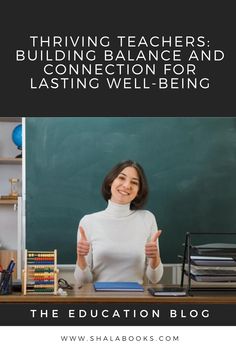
[74,160,163,286]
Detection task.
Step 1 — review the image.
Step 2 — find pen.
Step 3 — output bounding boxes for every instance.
[8,261,15,274]
[6,259,14,272]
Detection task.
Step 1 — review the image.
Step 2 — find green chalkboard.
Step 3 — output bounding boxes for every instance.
[26,117,236,264]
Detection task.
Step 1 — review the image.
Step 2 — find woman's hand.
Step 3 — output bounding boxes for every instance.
[77,226,90,269]
[145,230,162,269]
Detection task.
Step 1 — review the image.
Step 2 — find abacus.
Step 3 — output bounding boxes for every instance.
[22,250,58,295]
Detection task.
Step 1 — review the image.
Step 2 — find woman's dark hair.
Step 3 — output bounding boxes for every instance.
[101,160,149,210]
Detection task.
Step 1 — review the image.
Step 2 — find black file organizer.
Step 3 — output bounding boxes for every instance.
[180,232,236,293]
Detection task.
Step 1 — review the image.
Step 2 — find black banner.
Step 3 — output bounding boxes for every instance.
[0,2,235,116]
[1,303,236,326]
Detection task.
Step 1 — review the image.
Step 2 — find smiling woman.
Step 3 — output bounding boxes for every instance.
[74,160,163,287]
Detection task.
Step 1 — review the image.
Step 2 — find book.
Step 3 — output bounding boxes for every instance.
[188,268,236,282]
[93,281,144,292]
[190,255,236,266]
[192,243,236,257]
[148,286,187,297]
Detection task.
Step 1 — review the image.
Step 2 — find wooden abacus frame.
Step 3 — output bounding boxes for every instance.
[22,250,58,295]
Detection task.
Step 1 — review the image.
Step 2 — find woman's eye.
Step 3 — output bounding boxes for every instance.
[132,181,139,186]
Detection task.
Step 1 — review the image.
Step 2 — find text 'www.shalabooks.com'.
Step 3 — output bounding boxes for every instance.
[59,333,180,343]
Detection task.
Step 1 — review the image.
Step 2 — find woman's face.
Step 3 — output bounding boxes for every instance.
[110,166,140,205]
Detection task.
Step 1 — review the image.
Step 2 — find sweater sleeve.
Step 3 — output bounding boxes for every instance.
[146,255,164,284]
[74,216,93,287]
[144,211,164,284]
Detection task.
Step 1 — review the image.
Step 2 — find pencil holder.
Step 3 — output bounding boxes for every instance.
[0,270,12,295]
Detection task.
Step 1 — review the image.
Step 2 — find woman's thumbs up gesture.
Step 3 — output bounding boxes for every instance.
[145,230,162,269]
[77,226,90,269]
[77,226,90,256]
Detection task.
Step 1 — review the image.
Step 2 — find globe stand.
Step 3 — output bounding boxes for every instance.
[15,147,22,159]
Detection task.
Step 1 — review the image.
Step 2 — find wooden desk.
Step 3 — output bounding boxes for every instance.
[1,284,236,303]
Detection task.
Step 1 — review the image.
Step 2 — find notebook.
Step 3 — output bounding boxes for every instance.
[93,281,144,292]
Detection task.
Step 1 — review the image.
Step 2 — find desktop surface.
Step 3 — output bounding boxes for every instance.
[1,284,236,303]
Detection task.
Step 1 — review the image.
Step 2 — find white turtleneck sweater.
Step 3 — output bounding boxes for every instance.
[74,200,163,286]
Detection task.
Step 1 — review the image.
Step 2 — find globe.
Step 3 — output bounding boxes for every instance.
[12,124,22,149]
